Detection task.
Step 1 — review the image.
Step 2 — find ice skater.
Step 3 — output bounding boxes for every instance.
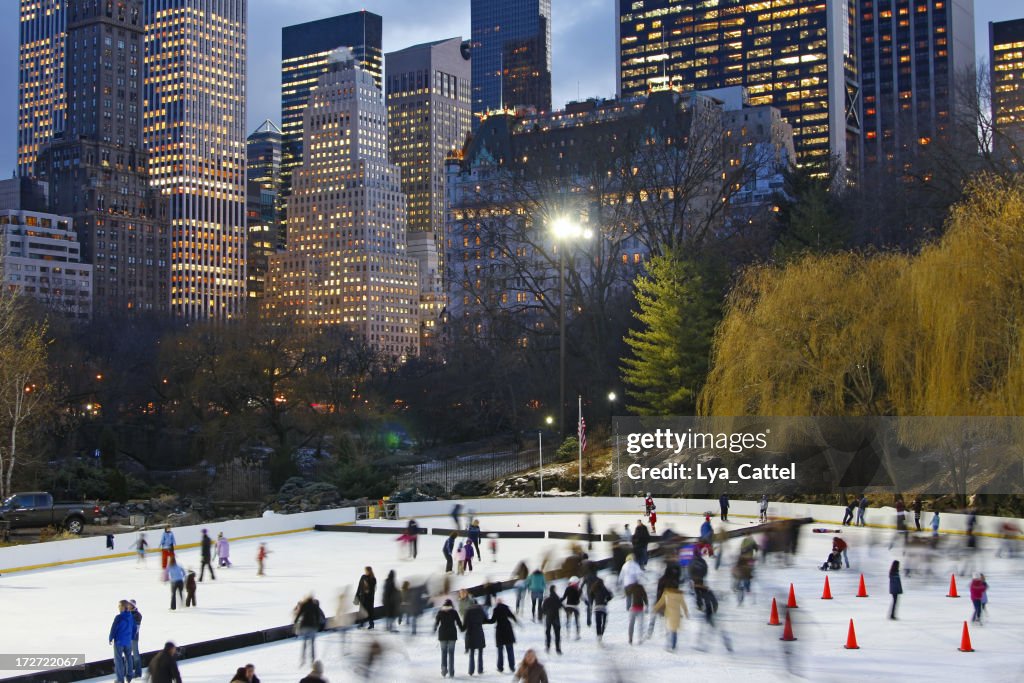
[199,529,215,581]
[167,558,186,610]
[719,493,730,522]
[625,582,648,645]
[294,594,326,666]
[184,569,197,607]
[356,566,377,630]
[135,533,148,565]
[216,532,231,567]
[653,583,689,650]
[490,597,518,672]
[761,494,770,523]
[463,598,487,675]
[434,598,463,679]
[256,543,271,576]
[889,560,902,619]
[541,586,563,655]
[108,600,134,683]
[563,577,582,640]
[159,525,175,569]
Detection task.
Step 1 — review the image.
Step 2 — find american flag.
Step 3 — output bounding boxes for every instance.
[578,415,587,452]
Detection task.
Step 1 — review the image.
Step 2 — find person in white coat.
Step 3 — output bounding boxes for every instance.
[618,554,644,609]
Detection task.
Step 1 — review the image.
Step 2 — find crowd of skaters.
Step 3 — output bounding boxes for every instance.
[104,494,1019,682]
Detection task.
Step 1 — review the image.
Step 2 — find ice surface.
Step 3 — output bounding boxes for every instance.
[4,510,1022,682]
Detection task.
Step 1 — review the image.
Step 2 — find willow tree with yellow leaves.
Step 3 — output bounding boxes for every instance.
[698,175,1024,500]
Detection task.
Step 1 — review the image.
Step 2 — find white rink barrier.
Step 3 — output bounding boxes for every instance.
[397,496,1023,537]
[0,507,356,574]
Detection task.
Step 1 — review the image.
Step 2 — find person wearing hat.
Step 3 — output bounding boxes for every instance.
[562,577,582,640]
[199,529,215,581]
[147,642,181,683]
[299,660,326,683]
[434,598,464,678]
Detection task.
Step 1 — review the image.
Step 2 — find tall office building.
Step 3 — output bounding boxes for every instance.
[386,38,472,351]
[18,0,67,177]
[144,0,247,320]
[859,0,975,169]
[470,0,552,123]
[616,0,860,173]
[246,120,283,302]
[281,11,383,223]
[37,0,170,317]
[990,18,1024,160]
[265,50,419,361]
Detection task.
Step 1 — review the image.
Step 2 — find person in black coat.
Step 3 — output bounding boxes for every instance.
[488,597,518,673]
[589,576,613,641]
[889,560,903,620]
[199,529,215,581]
[147,642,181,683]
[541,585,563,655]
[434,599,464,679]
[382,570,401,632]
[443,532,457,574]
[462,599,488,676]
[719,493,730,522]
[356,566,377,630]
[632,521,651,568]
[562,578,582,639]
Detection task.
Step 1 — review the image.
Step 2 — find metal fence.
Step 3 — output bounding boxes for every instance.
[396,445,534,493]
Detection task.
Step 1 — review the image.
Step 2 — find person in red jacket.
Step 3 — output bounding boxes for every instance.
[832,536,849,568]
[969,573,988,624]
[649,510,658,534]
[644,493,655,518]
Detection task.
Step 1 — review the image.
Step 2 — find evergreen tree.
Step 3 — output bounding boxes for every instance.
[772,161,850,262]
[621,250,723,415]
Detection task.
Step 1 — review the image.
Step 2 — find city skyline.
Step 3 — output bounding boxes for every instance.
[3,1,1020,176]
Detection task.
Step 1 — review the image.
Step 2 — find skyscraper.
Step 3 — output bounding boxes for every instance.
[990,18,1024,161]
[18,0,66,177]
[859,0,975,169]
[280,11,383,228]
[37,0,170,317]
[616,0,860,173]
[246,120,283,303]
[470,0,552,123]
[144,0,247,320]
[265,50,419,361]
[386,38,472,352]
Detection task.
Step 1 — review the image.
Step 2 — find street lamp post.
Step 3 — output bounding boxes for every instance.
[550,217,592,436]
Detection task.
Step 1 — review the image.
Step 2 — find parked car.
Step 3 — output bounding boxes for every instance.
[0,492,100,534]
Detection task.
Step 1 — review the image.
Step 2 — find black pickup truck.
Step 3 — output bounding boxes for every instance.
[0,491,100,534]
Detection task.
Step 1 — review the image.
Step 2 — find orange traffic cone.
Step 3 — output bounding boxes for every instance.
[787,583,799,608]
[822,575,833,600]
[958,621,974,652]
[947,574,960,598]
[779,611,797,641]
[856,574,869,598]
[767,597,781,625]
[843,618,860,649]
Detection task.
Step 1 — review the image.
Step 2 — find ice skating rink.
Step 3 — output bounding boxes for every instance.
[4,511,1023,682]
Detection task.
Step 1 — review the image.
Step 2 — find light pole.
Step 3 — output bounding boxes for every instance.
[550,217,592,436]
[540,415,553,496]
[608,391,621,497]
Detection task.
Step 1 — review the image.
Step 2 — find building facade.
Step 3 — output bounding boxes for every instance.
[445,90,793,340]
[859,0,975,170]
[616,0,860,174]
[0,206,93,321]
[246,120,283,303]
[990,18,1024,162]
[18,0,66,177]
[143,0,247,319]
[386,37,472,353]
[264,51,419,362]
[37,0,170,317]
[281,11,383,224]
[470,0,552,124]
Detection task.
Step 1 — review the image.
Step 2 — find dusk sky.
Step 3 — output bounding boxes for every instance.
[1,0,1021,176]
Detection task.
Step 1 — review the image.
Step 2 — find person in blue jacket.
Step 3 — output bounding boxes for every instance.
[109,599,135,683]
[443,532,457,574]
[167,558,187,610]
[467,519,482,559]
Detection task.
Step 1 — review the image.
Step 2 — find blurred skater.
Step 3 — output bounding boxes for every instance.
[563,577,582,639]
[294,594,326,665]
[653,583,689,650]
[541,586,563,655]
[136,533,148,565]
[970,573,988,623]
[443,532,457,574]
[625,581,648,645]
[513,649,548,683]
[589,575,613,642]
[382,570,400,633]
[256,543,270,576]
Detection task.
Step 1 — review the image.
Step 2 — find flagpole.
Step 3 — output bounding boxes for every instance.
[578,395,583,497]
